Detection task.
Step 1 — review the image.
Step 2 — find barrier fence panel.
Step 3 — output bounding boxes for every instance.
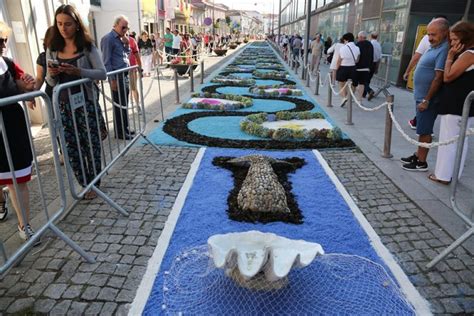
[371,54,392,98]
[0,91,94,275]
[427,91,474,269]
[52,65,162,217]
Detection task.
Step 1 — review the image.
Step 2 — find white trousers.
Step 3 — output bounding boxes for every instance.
[434,114,473,181]
[141,54,153,74]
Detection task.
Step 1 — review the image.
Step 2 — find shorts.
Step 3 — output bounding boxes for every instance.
[353,70,370,86]
[416,99,439,135]
[336,66,356,82]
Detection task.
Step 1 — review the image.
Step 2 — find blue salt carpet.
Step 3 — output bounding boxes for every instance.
[142,148,414,315]
[145,83,343,147]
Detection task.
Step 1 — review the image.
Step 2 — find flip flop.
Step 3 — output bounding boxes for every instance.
[428,174,451,185]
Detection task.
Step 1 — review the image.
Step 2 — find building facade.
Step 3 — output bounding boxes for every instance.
[279,0,474,86]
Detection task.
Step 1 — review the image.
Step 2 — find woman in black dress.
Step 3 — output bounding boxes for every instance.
[0,21,39,244]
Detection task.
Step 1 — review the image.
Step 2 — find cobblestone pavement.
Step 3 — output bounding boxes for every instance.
[0,145,198,315]
[321,149,474,314]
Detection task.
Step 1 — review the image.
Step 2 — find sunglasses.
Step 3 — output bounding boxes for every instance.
[0,38,7,45]
[122,26,129,31]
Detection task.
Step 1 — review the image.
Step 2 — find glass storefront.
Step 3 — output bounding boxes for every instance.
[379,3,409,83]
[279,0,413,84]
[316,3,350,40]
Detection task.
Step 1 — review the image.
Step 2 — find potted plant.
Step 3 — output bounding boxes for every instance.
[213,47,228,56]
[169,56,198,76]
[229,42,238,49]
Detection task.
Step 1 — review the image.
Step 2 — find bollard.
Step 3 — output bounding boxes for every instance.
[174,68,180,104]
[382,95,394,158]
[327,79,332,107]
[314,72,320,95]
[306,69,310,87]
[200,60,204,84]
[346,80,354,125]
[190,66,194,92]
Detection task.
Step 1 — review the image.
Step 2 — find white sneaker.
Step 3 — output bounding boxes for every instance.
[18,224,41,246]
[340,98,348,107]
[0,188,8,222]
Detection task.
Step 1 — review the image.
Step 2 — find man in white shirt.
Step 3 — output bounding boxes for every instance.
[336,32,360,107]
[172,30,181,56]
[366,32,382,100]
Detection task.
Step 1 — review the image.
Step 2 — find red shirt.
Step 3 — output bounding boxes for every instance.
[7,60,25,79]
[129,37,139,66]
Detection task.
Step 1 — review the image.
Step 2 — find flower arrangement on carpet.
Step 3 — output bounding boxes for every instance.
[211,75,256,86]
[225,65,255,72]
[182,92,253,110]
[255,63,285,69]
[249,84,303,96]
[253,70,288,79]
[170,55,197,65]
[240,111,343,141]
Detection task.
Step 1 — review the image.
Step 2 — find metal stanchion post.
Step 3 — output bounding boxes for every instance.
[314,72,320,95]
[174,68,180,104]
[346,80,354,125]
[306,69,310,87]
[382,95,394,158]
[200,60,204,84]
[190,66,194,92]
[327,79,332,107]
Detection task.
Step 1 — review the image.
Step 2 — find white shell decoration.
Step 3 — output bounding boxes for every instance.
[208,231,324,283]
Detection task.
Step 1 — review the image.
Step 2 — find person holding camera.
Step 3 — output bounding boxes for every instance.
[46,4,107,200]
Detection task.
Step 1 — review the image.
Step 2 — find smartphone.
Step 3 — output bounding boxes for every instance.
[48,59,60,68]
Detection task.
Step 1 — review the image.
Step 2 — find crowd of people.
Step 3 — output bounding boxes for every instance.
[277,16,473,183]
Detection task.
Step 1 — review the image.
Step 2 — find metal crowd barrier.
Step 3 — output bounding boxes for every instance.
[52,65,162,216]
[427,91,474,269]
[370,54,392,98]
[0,91,94,274]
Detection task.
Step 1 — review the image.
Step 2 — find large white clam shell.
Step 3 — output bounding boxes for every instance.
[208,231,324,282]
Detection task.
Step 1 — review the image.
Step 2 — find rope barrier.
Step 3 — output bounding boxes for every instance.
[387,103,474,148]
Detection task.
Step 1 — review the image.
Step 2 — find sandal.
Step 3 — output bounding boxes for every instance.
[428,174,451,185]
[84,190,98,200]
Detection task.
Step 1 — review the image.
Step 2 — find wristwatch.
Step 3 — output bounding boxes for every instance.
[422,99,430,105]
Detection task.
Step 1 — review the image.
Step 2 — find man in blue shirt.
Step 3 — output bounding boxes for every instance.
[101,15,133,140]
[401,18,449,171]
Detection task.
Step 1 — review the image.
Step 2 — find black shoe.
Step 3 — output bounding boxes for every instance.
[400,153,417,164]
[367,91,375,101]
[402,160,428,172]
[116,134,133,140]
[127,130,136,135]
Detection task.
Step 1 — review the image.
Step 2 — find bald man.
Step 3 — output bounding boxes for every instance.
[401,18,449,171]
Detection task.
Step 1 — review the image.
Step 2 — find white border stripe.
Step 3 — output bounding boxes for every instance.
[312,150,432,315]
[129,147,207,316]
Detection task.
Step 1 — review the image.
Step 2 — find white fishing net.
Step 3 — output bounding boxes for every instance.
[161,245,415,315]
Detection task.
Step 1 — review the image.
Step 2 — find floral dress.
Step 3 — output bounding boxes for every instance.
[57,54,102,187]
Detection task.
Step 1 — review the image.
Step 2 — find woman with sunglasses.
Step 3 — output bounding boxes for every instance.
[0,21,40,244]
[46,4,107,200]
